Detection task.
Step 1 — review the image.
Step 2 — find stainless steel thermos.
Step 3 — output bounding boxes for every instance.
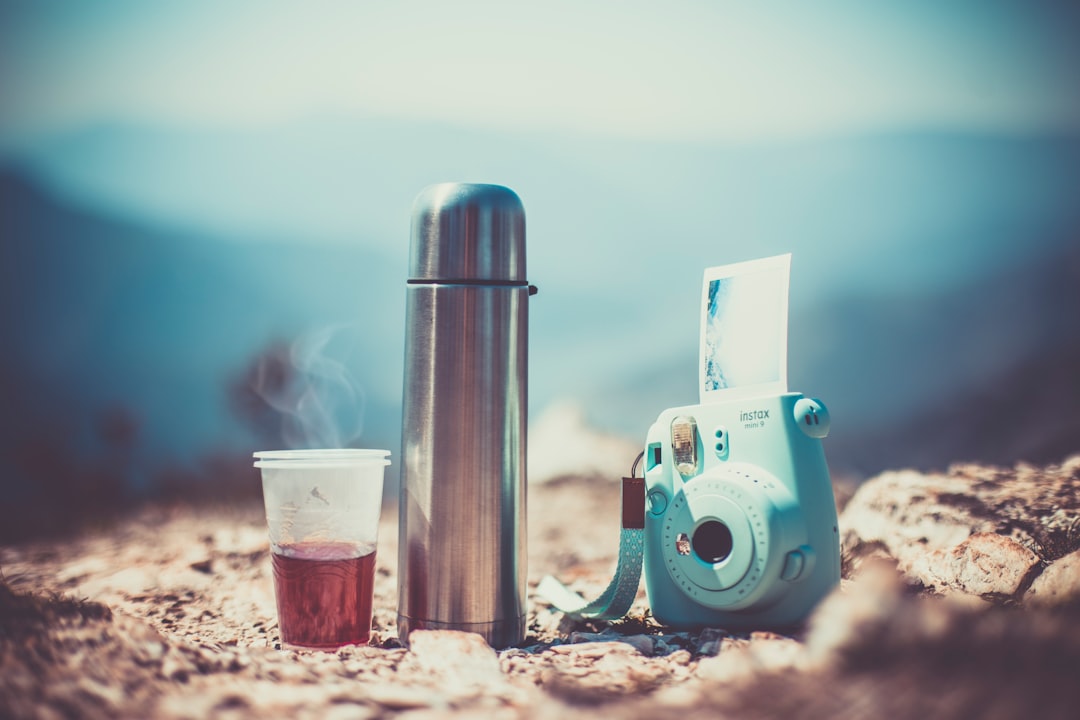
[398,183,533,648]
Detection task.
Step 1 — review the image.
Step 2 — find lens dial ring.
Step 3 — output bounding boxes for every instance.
[661,467,779,610]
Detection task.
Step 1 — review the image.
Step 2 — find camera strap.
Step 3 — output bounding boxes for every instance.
[536,475,646,621]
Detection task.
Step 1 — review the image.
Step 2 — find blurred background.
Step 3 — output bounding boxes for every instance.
[2,0,1079,540]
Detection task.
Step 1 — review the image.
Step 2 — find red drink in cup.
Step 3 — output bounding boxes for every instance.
[254,449,390,651]
[271,541,377,649]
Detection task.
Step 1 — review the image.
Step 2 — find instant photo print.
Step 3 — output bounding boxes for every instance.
[700,254,790,403]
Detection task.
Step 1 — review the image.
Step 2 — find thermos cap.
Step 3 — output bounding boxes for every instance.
[409,183,526,283]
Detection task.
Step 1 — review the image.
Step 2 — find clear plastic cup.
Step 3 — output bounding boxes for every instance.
[253,449,391,650]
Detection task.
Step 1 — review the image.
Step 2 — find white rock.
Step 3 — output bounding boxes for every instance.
[403,630,512,700]
[528,399,640,484]
[913,532,1040,597]
[1027,548,1080,606]
[567,632,654,655]
[550,640,641,658]
[839,470,985,563]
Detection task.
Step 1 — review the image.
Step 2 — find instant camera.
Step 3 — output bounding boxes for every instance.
[641,255,840,629]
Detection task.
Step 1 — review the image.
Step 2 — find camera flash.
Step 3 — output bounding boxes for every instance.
[671,416,699,477]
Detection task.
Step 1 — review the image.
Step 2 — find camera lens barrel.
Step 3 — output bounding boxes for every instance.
[692,520,734,564]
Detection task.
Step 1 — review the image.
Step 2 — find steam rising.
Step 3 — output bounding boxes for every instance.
[255,326,366,449]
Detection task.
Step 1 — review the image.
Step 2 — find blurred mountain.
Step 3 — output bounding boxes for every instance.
[2,122,1080,534]
[0,168,404,525]
[10,122,1080,422]
[801,239,1080,476]
[594,233,1080,479]
[16,119,1080,299]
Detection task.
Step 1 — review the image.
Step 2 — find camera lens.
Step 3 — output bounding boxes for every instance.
[692,520,733,564]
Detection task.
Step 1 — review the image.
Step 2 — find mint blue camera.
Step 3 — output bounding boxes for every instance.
[642,392,840,629]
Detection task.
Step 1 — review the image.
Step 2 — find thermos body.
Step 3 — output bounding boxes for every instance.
[398,183,530,648]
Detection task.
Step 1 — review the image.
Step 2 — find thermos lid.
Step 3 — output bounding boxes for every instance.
[409,183,526,283]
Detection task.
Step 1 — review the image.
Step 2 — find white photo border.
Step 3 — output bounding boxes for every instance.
[699,253,791,404]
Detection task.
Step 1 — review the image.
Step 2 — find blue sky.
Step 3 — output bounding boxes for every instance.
[2,1,1078,146]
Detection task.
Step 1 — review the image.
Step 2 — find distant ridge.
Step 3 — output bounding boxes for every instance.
[2,121,1080,517]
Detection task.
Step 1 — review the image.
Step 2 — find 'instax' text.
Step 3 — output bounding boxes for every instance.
[739,408,769,429]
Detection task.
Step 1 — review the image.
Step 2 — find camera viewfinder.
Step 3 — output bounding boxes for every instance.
[671,417,699,477]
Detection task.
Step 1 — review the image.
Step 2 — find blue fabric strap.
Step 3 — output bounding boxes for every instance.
[536,476,645,621]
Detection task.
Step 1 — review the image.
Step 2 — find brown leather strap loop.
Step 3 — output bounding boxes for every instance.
[621,476,646,530]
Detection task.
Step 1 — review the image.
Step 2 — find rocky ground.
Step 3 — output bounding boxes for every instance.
[3,457,1080,719]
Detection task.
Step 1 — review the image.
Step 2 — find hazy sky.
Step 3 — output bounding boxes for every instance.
[2,0,1078,144]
